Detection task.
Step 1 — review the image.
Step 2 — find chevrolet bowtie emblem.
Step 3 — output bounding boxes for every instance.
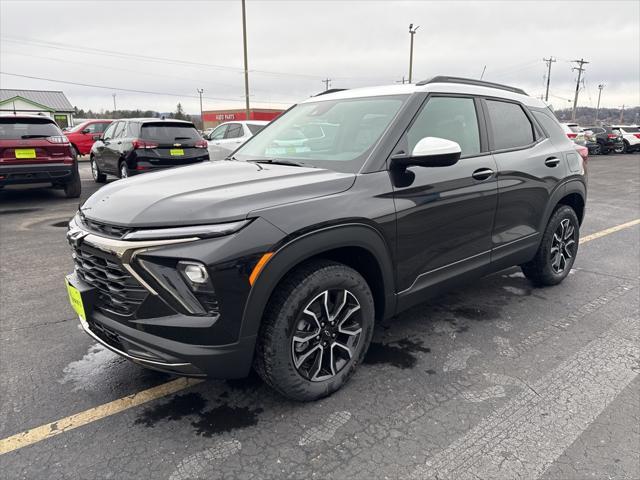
[67,229,88,248]
[173,143,181,147]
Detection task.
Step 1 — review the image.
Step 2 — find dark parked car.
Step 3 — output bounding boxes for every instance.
[89,118,209,182]
[66,77,587,401]
[582,125,624,154]
[0,114,80,197]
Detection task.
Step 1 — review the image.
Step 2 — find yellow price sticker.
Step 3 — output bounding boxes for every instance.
[66,280,86,321]
[170,149,184,156]
[15,148,36,159]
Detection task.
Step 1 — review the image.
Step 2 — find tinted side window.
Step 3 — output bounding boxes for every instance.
[95,122,111,133]
[486,100,534,150]
[247,123,265,135]
[127,123,140,137]
[407,96,480,156]
[209,124,228,140]
[225,123,244,139]
[532,111,565,140]
[111,122,125,138]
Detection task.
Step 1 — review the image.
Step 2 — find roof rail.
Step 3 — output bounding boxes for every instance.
[314,88,348,97]
[416,76,528,96]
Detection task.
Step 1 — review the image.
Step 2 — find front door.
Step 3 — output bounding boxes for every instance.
[392,95,498,298]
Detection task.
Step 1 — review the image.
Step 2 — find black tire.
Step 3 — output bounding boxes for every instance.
[614,144,625,154]
[521,205,579,286]
[622,141,630,154]
[254,260,375,402]
[90,156,106,183]
[591,143,602,155]
[119,161,129,179]
[63,163,82,198]
[70,145,78,159]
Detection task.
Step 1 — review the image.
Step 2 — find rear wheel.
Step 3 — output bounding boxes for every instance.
[91,157,106,183]
[254,260,374,401]
[63,163,82,198]
[614,143,625,154]
[521,205,579,286]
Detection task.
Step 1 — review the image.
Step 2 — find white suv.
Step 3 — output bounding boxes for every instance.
[611,125,640,153]
[561,123,586,145]
[205,120,269,160]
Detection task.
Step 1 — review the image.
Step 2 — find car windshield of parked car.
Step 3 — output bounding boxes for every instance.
[140,123,200,142]
[0,118,61,139]
[232,95,408,172]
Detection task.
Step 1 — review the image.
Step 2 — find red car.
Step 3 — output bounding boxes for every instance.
[65,119,112,156]
[0,115,81,198]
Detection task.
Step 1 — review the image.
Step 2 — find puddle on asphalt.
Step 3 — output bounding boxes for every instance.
[59,343,126,391]
[364,338,431,369]
[134,390,263,436]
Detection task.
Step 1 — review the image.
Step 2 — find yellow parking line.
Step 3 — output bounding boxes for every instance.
[0,217,639,457]
[580,219,640,244]
[0,378,203,456]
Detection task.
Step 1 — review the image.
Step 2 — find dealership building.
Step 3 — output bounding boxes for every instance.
[0,89,74,129]
[202,108,284,129]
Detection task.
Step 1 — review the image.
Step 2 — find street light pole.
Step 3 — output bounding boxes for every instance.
[595,84,604,123]
[197,88,204,129]
[241,0,251,120]
[408,23,419,83]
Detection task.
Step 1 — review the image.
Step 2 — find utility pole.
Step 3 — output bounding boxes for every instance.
[543,56,556,102]
[619,105,625,123]
[112,93,117,112]
[571,58,588,121]
[322,78,332,91]
[480,65,486,80]
[408,23,419,83]
[241,0,250,120]
[595,83,604,123]
[396,76,408,84]
[197,88,204,129]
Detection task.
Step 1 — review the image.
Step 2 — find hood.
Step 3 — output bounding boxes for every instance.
[81,160,355,227]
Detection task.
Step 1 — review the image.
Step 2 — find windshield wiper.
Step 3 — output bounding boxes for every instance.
[174,136,192,140]
[248,159,309,167]
[21,134,49,139]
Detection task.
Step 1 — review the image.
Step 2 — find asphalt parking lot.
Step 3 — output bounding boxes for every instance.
[0,154,638,480]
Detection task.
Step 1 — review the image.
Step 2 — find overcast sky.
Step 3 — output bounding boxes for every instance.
[1,0,638,114]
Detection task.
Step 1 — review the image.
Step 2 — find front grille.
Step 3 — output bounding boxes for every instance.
[88,319,125,352]
[73,245,148,317]
[80,215,131,239]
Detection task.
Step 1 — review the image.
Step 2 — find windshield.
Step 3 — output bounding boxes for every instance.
[233,95,408,172]
[0,118,61,139]
[140,123,200,142]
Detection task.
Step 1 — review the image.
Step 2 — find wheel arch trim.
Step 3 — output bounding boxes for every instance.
[239,222,396,339]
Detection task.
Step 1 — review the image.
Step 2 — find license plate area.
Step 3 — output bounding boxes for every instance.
[170,148,184,156]
[14,148,37,159]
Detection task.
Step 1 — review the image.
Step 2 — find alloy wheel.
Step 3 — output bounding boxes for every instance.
[291,289,362,382]
[91,159,99,180]
[550,218,576,274]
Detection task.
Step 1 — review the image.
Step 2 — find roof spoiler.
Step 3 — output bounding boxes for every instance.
[314,88,348,97]
[416,76,528,96]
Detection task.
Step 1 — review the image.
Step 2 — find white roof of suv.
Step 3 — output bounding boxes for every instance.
[304,76,545,109]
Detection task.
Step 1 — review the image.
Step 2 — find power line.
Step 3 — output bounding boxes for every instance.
[1,36,324,80]
[0,71,296,105]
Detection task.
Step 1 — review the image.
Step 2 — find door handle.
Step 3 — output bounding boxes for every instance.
[545,157,560,167]
[472,168,494,181]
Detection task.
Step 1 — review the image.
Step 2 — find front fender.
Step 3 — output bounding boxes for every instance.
[239,223,396,339]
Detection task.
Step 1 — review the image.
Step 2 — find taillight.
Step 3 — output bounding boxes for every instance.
[567,133,577,139]
[576,145,588,162]
[132,139,158,149]
[46,135,69,144]
[195,139,208,148]
[633,134,640,139]
[607,134,618,139]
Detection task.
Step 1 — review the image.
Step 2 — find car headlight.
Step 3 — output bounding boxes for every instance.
[122,220,250,241]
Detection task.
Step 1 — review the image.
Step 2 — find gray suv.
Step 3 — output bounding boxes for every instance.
[66,76,587,401]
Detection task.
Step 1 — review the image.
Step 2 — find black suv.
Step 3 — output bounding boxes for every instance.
[89,118,209,181]
[66,77,587,401]
[582,125,624,155]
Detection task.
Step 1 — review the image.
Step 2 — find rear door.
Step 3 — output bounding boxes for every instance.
[484,98,567,267]
[206,124,229,160]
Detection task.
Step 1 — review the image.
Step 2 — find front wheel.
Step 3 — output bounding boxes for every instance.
[521,205,579,286]
[614,143,625,154]
[254,260,375,401]
[119,161,129,179]
[91,157,106,183]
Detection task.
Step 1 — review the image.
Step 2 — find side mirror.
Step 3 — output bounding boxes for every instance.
[392,137,462,168]
[82,128,91,134]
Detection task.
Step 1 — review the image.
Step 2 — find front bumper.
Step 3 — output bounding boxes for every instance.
[65,215,285,378]
[68,272,256,377]
[0,163,73,186]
